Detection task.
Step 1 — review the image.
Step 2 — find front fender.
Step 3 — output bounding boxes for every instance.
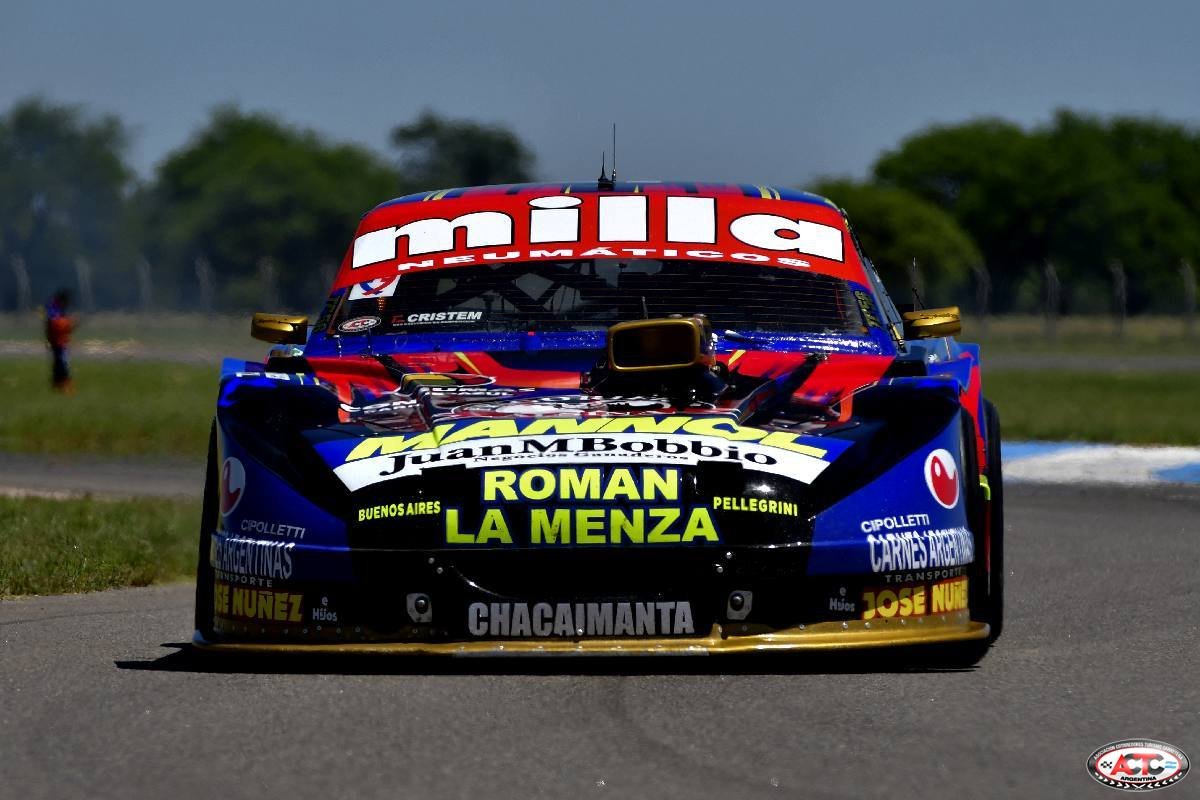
[807,414,976,577]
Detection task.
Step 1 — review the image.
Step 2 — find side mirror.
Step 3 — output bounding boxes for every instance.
[251,312,309,344]
[902,306,961,339]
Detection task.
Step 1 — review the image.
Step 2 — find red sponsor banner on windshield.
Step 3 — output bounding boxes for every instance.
[333,188,865,290]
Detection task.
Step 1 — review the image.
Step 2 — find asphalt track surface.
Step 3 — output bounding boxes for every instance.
[0,453,199,498]
[3,483,1198,800]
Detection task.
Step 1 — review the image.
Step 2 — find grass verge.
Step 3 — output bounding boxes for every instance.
[0,356,1195,463]
[0,358,214,459]
[970,314,1200,356]
[0,495,199,597]
[0,311,255,352]
[985,369,1200,445]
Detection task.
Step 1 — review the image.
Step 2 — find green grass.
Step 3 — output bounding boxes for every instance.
[0,340,1196,466]
[0,358,214,459]
[0,495,199,596]
[969,314,1200,357]
[986,369,1200,445]
[0,311,256,351]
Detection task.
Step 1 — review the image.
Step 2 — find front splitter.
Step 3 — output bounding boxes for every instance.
[193,610,988,656]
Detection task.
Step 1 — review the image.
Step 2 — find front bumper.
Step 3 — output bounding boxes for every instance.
[193,610,986,656]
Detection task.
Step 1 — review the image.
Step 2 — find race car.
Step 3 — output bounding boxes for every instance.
[193,180,1003,660]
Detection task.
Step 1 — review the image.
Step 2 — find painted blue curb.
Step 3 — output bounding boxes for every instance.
[1153,463,1200,483]
[1001,441,1085,460]
[1003,440,1200,486]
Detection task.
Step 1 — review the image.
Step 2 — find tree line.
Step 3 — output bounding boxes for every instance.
[1,97,1198,316]
[0,100,533,312]
[818,111,1200,318]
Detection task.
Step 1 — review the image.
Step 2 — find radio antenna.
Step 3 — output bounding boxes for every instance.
[611,123,617,183]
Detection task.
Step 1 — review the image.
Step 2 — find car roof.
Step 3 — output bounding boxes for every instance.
[336,180,866,293]
[369,181,840,214]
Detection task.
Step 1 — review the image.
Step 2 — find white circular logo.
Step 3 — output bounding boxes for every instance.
[219,457,245,516]
[924,448,960,509]
[338,316,381,333]
[1087,739,1189,791]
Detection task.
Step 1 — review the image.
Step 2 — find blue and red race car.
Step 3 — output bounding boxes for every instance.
[193,180,1003,660]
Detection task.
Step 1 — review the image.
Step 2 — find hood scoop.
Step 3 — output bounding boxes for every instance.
[583,315,726,406]
[582,314,826,428]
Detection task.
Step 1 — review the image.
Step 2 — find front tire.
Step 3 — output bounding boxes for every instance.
[934,405,1001,667]
[979,399,1004,642]
[193,422,218,640]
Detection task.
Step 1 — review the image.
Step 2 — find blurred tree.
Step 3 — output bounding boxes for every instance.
[871,119,1046,311]
[1039,112,1200,312]
[0,97,135,310]
[145,108,401,310]
[812,179,981,306]
[390,110,535,190]
[872,112,1200,314]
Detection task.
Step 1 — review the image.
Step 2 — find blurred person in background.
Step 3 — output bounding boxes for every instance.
[44,289,75,393]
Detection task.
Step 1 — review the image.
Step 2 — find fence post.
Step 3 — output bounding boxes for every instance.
[1182,260,1197,338]
[258,257,280,310]
[971,263,991,332]
[907,257,923,309]
[74,256,95,312]
[1108,259,1126,339]
[194,256,214,315]
[321,261,338,293]
[10,255,32,311]
[1043,261,1060,341]
[136,256,154,314]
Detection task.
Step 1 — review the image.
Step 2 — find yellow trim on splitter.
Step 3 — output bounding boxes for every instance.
[194,613,988,657]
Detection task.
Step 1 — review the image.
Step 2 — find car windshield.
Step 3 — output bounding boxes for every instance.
[332,259,869,336]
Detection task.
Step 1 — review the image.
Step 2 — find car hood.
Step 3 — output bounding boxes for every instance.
[292,349,889,478]
[218,347,967,552]
[303,349,893,422]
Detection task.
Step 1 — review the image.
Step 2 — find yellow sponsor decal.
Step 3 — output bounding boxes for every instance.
[862,585,926,620]
[347,466,727,547]
[445,466,718,546]
[531,507,717,544]
[446,507,513,544]
[400,373,457,388]
[483,467,677,502]
[343,415,827,462]
[711,496,801,516]
[444,506,719,546]
[358,499,442,522]
[861,577,968,620]
[214,581,303,623]
[345,426,449,460]
[930,575,969,614]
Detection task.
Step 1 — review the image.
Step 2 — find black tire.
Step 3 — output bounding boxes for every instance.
[979,399,1004,642]
[929,408,993,667]
[193,422,218,640]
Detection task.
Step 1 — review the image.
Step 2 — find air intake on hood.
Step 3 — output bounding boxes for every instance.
[584,314,728,405]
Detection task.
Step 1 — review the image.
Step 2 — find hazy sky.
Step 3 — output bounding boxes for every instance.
[4,1,1198,186]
